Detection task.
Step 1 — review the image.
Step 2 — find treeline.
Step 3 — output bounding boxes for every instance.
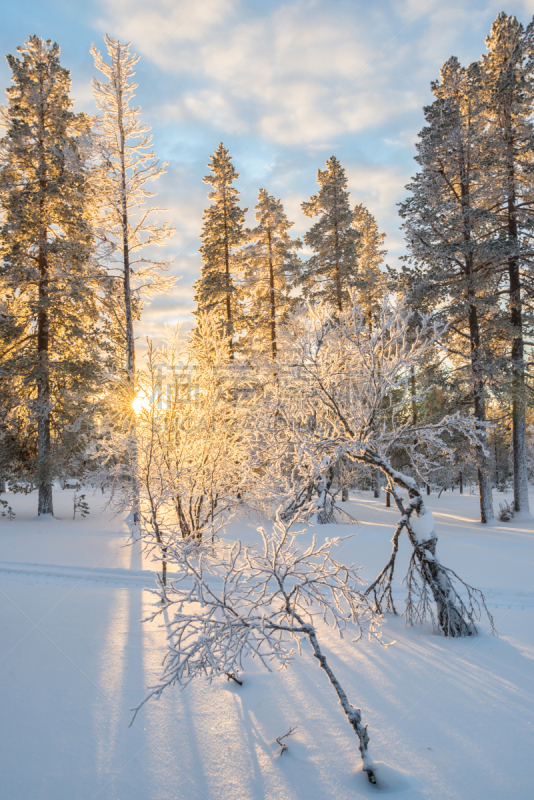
[1,12,534,527]
[190,12,534,524]
[193,144,385,357]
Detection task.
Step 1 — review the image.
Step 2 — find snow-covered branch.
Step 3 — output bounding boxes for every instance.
[134,513,383,783]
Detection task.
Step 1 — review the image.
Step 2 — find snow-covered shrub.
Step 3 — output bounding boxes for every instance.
[498,500,514,522]
[94,316,249,582]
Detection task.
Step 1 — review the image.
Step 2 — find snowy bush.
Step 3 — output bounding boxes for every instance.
[498,500,515,522]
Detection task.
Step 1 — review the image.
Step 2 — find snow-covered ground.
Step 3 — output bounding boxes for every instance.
[0,487,533,800]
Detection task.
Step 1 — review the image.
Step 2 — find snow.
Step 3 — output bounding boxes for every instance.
[0,486,533,799]
[409,510,435,543]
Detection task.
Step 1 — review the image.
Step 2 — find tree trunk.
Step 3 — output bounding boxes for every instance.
[504,109,529,513]
[293,611,375,784]
[116,56,140,523]
[223,191,234,360]
[385,490,390,507]
[464,254,493,521]
[373,469,381,499]
[361,450,485,637]
[36,97,53,517]
[267,229,277,360]
[459,470,463,494]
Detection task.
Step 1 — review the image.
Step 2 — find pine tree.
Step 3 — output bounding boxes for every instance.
[399,57,499,523]
[241,189,301,359]
[300,156,360,312]
[351,204,387,326]
[482,13,534,514]
[194,143,246,356]
[91,35,175,382]
[0,37,103,515]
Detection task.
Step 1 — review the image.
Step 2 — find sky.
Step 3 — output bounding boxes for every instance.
[2,0,534,349]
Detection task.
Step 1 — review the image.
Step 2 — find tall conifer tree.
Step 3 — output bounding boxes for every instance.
[194,143,246,355]
[241,189,301,359]
[0,37,102,515]
[482,13,534,514]
[300,156,360,312]
[351,204,387,325]
[399,57,498,523]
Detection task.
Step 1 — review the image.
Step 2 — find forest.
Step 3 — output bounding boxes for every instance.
[0,10,533,799]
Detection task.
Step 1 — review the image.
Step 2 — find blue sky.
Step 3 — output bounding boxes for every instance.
[2,0,534,346]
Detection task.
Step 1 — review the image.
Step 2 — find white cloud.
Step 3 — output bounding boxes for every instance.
[96,0,426,144]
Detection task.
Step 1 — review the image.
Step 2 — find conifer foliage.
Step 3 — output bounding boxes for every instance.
[241,189,301,358]
[482,13,534,514]
[0,37,102,515]
[194,143,246,353]
[301,156,360,311]
[399,57,498,523]
[351,203,387,324]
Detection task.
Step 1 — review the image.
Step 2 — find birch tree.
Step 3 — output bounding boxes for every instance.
[91,35,175,382]
[249,298,493,637]
[95,313,246,582]
[134,515,382,784]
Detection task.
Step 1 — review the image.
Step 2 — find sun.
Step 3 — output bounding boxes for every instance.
[132,391,150,415]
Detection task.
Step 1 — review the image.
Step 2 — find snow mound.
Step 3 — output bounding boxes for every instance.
[409,510,435,543]
[354,762,414,795]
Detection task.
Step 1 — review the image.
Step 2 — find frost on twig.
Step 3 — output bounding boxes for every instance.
[276,725,298,756]
[361,451,494,637]
[132,512,383,783]
[248,296,494,637]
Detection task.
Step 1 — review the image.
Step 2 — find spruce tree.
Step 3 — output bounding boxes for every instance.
[482,13,534,514]
[241,189,301,359]
[399,57,498,523]
[194,143,246,355]
[300,156,360,312]
[351,204,387,326]
[0,37,102,515]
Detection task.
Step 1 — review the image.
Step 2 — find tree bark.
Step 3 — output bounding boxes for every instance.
[458,131,493,523]
[267,229,277,360]
[36,80,53,517]
[291,610,376,783]
[116,54,140,522]
[360,449,483,637]
[373,469,381,499]
[506,148,529,513]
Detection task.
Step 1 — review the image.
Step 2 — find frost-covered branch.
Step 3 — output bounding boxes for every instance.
[133,514,383,783]
[245,296,493,636]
